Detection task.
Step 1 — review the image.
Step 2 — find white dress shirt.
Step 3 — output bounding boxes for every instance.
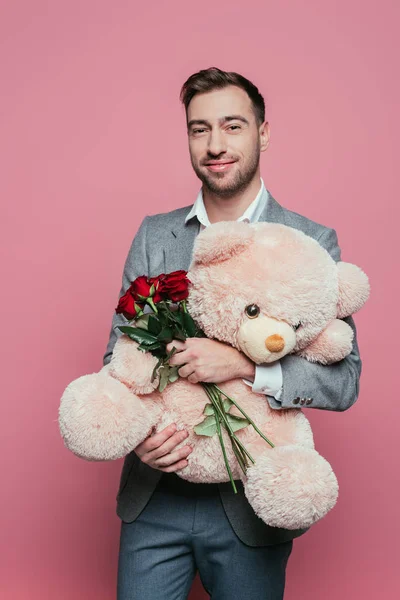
[185,178,283,401]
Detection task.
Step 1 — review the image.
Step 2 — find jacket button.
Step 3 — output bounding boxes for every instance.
[300,398,306,405]
[293,397,300,404]
[305,398,313,405]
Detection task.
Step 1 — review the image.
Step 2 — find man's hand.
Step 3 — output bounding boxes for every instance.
[166,338,255,384]
[134,423,193,472]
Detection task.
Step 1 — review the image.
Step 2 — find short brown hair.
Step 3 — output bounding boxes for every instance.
[180,67,266,125]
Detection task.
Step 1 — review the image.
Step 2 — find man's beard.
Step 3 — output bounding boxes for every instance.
[191,145,261,199]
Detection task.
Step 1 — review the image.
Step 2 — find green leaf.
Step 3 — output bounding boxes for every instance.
[148,315,162,335]
[151,358,163,383]
[157,327,174,343]
[139,341,162,351]
[134,315,150,330]
[222,398,233,412]
[225,414,250,433]
[203,398,232,416]
[152,347,166,359]
[194,415,218,437]
[182,312,197,337]
[172,329,186,341]
[119,327,158,345]
[167,309,184,328]
[168,366,179,383]
[158,367,170,392]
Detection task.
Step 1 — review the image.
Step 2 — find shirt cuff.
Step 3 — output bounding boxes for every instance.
[243,360,283,400]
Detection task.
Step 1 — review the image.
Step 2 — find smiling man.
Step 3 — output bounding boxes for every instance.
[104,67,362,600]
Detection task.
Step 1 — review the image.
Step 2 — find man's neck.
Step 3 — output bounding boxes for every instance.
[202,174,262,224]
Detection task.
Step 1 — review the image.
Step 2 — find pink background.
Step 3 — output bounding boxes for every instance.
[1,1,398,598]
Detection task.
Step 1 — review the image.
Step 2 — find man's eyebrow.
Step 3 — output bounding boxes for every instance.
[187,115,249,129]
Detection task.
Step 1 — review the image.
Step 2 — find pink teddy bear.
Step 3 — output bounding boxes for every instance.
[59,221,369,530]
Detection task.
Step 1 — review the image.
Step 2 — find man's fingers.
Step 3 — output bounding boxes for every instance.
[166,340,186,354]
[145,429,189,460]
[160,459,189,473]
[177,363,196,378]
[169,350,189,366]
[153,445,193,468]
[134,423,178,457]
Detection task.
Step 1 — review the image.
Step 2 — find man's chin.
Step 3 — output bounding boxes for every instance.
[203,176,244,197]
[198,170,239,193]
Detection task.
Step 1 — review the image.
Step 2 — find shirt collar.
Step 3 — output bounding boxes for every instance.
[185,178,268,228]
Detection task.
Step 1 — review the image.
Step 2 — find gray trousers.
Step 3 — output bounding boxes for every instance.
[117,479,294,599]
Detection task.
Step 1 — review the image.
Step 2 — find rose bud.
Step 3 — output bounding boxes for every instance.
[115,290,139,319]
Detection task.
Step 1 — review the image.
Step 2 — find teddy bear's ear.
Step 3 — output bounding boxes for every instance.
[191,221,255,265]
[336,262,370,318]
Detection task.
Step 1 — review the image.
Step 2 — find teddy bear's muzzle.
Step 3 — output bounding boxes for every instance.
[237,314,297,364]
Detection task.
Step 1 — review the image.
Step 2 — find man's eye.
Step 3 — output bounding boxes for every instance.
[228,125,241,131]
[192,129,206,134]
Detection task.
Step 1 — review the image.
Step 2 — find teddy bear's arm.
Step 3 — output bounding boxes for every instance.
[268,227,362,412]
[109,334,160,394]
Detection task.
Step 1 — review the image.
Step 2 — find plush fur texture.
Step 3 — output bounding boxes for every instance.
[59,221,369,530]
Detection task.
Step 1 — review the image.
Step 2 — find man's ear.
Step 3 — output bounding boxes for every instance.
[191,221,254,266]
[260,121,270,152]
[336,262,370,318]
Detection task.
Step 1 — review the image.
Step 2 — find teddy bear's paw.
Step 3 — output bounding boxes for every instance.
[109,335,160,394]
[243,445,339,530]
[297,319,354,365]
[59,371,155,461]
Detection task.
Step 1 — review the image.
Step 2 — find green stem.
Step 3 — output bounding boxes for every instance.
[214,390,248,474]
[146,297,158,313]
[202,385,237,493]
[205,384,255,465]
[213,385,275,449]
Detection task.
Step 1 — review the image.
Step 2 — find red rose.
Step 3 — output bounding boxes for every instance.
[130,274,164,303]
[115,289,140,319]
[159,270,190,302]
[130,275,152,299]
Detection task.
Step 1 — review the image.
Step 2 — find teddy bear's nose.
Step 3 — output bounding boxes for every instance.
[265,334,285,353]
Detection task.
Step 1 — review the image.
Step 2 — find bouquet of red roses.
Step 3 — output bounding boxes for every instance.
[115,270,274,492]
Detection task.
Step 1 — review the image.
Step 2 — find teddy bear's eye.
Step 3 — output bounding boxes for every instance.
[245,304,260,319]
[292,322,302,331]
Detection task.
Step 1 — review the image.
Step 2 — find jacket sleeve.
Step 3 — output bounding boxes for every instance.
[102,216,149,367]
[267,227,362,412]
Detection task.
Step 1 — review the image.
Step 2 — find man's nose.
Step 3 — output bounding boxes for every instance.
[207,130,227,156]
[265,334,285,353]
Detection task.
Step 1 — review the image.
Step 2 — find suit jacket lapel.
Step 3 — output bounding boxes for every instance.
[165,212,200,272]
[258,189,287,225]
[165,188,286,272]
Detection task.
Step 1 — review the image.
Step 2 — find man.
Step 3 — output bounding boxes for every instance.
[103,67,362,600]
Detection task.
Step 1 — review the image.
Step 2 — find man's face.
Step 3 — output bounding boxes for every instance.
[186,85,269,197]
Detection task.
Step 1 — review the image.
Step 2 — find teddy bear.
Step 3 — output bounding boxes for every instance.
[59,221,369,530]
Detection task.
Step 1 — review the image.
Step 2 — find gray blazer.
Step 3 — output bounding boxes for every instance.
[103,188,362,547]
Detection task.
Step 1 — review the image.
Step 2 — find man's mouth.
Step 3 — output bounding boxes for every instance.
[203,160,237,173]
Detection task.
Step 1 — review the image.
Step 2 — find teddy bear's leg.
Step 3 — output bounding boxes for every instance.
[59,366,159,461]
[241,445,339,530]
[108,335,160,394]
